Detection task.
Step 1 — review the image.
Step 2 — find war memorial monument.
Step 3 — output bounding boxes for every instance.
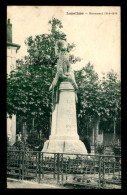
[42,40,87,154]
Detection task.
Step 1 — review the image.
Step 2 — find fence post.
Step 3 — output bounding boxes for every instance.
[57,153,60,184]
[113,157,115,177]
[42,153,44,179]
[98,156,101,188]
[60,154,63,186]
[22,150,25,180]
[103,158,105,188]
[54,153,57,179]
[99,155,105,189]
[65,159,68,182]
[38,152,41,183]
[19,151,22,180]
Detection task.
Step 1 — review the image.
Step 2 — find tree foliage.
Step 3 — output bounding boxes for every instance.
[7,63,55,137]
[75,63,121,136]
[100,70,121,120]
[7,17,81,138]
[24,17,80,66]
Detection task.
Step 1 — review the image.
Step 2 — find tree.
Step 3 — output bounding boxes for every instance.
[75,63,121,146]
[24,17,80,66]
[7,62,55,138]
[100,70,121,138]
[75,62,102,144]
[7,17,81,139]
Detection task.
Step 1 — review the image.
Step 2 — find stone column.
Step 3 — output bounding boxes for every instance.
[42,81,87,154]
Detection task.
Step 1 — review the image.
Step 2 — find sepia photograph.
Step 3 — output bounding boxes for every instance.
[7,6,121,189]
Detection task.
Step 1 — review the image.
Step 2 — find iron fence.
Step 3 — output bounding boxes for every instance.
[91,145,121,155]
[7,148,121,189]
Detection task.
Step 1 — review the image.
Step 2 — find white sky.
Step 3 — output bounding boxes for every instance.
[7,6,121,77]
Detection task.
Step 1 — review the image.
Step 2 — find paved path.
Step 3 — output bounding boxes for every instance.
[7,179,66,189]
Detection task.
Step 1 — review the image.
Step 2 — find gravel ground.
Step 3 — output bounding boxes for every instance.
[7,179,67,189]
[7,172,121,189]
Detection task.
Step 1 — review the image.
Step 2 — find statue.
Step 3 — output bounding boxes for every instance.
[49,40,78,110]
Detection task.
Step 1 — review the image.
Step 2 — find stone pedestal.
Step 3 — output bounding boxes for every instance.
[42,81,87,154]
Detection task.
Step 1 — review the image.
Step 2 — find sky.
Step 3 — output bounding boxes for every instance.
[7,6,121,78]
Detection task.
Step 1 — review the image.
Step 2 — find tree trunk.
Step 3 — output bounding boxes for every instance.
[93,117,100,146]
[22,122,27,142]
[32,118,34,131]
[113,117,116,139]
[49,112,52,136]
[38,129,40,140]
[87,123,88,136]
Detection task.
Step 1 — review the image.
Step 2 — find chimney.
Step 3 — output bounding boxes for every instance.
[7,18,12,43]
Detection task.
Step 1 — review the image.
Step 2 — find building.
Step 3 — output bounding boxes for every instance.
[7,18,20,145]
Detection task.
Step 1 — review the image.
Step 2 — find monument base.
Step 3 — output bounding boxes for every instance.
[42,81,87,156]
[42,138,87,155]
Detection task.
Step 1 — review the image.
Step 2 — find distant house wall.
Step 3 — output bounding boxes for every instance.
[89,131,121,147]
[7,46,17,145]
[7,46,17,75]
[97,132,103,145]
[103,133,121,146]
[7,19,20,146]
[89,129,103,146]
[7,114,16,145]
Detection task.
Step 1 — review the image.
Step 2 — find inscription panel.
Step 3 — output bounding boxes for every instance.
[56,91,77,136]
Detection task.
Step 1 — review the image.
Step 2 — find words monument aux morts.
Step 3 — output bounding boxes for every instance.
[42,40,87,154]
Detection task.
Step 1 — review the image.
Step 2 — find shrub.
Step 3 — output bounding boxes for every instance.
[7,136,11,147]
[95,144,105,155]
[26,131,47,151]
[112,145,121,156]
[111,137,121,156]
